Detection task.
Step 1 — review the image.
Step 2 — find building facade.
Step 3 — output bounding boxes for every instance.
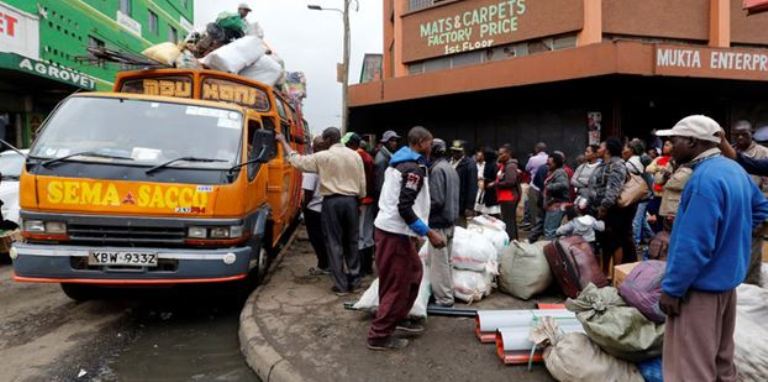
[349,0,768,163]
[0,0,194,147]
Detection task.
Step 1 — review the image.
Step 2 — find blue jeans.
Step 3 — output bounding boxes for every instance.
[544,210,566,240]
[633,200,654,245]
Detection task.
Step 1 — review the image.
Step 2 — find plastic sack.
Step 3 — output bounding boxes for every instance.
[531,317,644,382]
[239,55,284,87]
[498,240,552,300]
[452,270,492,303]
[142,42,181,65]
[352,263,431,318]
[174,50,201,69]
[470,215,506,232]
[636,357,663,382]
[618,260,667,323]
[761,263,768,289]
[565,283,665,362]
[200,36,267,73]
[734,284,768,381]
[467,223,509,254]
[451,226,498,273]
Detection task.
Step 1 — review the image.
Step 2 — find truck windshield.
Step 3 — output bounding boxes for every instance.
[30,97,243,170]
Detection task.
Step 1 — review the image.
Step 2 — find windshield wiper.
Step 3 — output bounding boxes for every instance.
[145,157,228,175]
[41,151,134,167]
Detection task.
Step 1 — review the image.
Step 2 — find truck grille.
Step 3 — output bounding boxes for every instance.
[67,224,187,247]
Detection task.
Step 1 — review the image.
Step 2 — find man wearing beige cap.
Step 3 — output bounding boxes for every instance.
[656,115,768,381]
[237,3,252,19]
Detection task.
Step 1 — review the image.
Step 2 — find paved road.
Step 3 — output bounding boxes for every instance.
[0,259,259,382]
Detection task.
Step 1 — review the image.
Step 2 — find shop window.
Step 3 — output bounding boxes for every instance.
[149,11,158,34]
[168,26,178,43]
[120,0,132,16]
[452,51,483,68]
[424,56,450,73]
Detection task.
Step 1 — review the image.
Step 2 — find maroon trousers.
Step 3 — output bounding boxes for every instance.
[368,228,423,341]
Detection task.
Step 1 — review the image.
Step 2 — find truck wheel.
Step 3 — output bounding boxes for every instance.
[60,284,99,301]
[255,247,269,282]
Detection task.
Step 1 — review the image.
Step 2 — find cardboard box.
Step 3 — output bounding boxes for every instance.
[0,229,21,253]
[613,262,640,288]
[762,238,768,262]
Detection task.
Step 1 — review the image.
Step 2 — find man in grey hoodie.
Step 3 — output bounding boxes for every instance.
[428,139,460,307]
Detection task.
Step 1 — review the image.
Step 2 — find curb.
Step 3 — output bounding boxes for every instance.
[239,229,308,382]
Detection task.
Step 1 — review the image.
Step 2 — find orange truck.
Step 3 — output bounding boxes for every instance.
[11,69,307,300]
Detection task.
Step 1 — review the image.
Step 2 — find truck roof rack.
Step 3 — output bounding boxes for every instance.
[77,47,169,70]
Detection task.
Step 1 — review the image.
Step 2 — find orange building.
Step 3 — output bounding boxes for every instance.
[349,0,768,160]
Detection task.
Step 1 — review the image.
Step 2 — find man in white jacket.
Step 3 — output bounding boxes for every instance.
[367,126,445,351]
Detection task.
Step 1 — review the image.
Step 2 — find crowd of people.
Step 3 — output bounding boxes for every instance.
[276,115,768,380]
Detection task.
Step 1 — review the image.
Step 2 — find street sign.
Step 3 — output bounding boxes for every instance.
[0,2,40,60]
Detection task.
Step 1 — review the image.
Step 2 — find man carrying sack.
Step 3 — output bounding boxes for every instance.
[656,115,768,381]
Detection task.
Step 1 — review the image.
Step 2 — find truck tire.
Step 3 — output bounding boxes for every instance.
[60,284,100,301]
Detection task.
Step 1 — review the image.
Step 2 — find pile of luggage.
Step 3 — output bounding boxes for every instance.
[450,216,510,303]
[141,12,287,88]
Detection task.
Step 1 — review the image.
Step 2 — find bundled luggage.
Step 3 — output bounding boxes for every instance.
[452,270,493,303]
[353,262,431,318]
[530,317,644,382]
[734,283,768,381]
[544,236,608,298]
[199,35,268,74]
[566,284,665,362]
[240,55,284,87]
[618,260,667,323]
[451,226,498,273]
[498,240,552,300]
[142,42,182,65]
[647,231,670,261]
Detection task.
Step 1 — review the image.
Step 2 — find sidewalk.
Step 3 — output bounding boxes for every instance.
[240,226,559,382]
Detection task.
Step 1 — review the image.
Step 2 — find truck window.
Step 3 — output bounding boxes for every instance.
[30,97,243,171]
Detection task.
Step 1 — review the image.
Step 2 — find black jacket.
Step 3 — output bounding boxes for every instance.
[454,156,478,214]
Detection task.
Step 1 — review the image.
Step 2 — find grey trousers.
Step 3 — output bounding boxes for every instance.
[663,289,737,382]
[321,195,361,291]
[527,187,544,242]
[427,227,455,306]
[746,224,766,285]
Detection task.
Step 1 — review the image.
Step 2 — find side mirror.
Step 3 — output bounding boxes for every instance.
[251,129,276,162]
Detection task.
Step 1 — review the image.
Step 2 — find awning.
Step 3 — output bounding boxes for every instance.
[0,52,97,91]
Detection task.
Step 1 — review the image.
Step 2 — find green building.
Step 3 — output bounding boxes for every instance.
[0,0,194,147]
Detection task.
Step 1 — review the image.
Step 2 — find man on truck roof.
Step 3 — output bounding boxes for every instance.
[276,128,366,295]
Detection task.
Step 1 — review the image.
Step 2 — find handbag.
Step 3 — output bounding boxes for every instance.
[617,172,649,207]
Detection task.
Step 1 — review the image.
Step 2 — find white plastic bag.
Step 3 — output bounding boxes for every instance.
[352,263,431,318]
[498,240,552,300]
[200,36,267,73]
[734,283,768,380]
[239,55,283,87]
[467,223,510,255]
[453,270,492,303]
[451,226,498,273]
[470,215,506,232]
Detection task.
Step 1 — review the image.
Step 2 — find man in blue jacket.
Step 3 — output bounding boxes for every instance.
[656,115,768,381]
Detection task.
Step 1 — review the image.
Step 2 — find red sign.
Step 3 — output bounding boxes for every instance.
[0,11,18,37]
[744,0,768,13]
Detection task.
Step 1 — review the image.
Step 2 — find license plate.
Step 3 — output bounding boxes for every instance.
[88,251,158,267]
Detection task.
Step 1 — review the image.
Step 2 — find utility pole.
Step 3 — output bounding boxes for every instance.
[341,0,350,134]
[308,1,356,134]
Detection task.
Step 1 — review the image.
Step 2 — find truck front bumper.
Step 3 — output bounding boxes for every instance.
[11,243,254,285]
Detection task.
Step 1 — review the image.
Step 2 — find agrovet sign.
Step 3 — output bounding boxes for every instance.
[17,57,96,90]
[401,0,583,63]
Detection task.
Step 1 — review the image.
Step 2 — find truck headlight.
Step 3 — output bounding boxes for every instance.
[209,227,230,238]
[188,227,207,238]
[23,220,46,233]
[45,222,67,234]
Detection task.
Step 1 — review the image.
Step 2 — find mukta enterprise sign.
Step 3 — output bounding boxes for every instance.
[655,45,768,81]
